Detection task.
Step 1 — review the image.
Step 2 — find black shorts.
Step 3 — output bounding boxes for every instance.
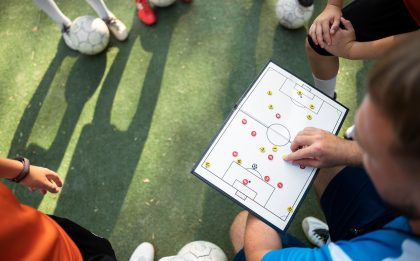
[49,215,117,261]
[233,166,397,260]
[308,0,419,56]
[320,166,397,241]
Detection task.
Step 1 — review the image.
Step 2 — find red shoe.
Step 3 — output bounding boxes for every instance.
[136,0,156,25]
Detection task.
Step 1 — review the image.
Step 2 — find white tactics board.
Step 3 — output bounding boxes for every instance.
[192,61,348,231]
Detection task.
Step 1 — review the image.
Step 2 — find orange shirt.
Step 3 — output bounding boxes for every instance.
[404,0,420,26]
[0,182,82,261]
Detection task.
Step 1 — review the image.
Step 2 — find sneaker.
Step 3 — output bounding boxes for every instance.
[104,17,128,41]
[129,242,154,261]
[61,24,78,51]
[302,216,331,247]
[136,0,157,25]
[344,125,355,140]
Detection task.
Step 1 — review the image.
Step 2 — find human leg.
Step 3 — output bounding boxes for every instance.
[231,211,306,260]
[313,166,344,200]
[230,211,248,254]
[32,0,77,50]
[319,166,397,241]
[136,0,157,26]
[305,39,338,98]
[85,0,115,19]
[32,0,72,29]
[85,0,128,41]
[48,215,117,260]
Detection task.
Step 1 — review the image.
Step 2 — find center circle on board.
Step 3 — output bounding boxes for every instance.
[266,124,291,146]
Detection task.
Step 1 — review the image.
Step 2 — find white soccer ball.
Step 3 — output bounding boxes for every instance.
[149,0,176,7]
[176,241,228,261]
[275,0,314,29]
[69,15,110,55]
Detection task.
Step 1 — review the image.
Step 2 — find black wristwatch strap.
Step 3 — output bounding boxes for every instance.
[10,157,30,183]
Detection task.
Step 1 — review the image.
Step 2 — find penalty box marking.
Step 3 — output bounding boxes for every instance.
[279,77,323,114]
[223,162,275,206]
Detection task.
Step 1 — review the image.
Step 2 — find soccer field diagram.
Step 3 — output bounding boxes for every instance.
[193,62,348,230]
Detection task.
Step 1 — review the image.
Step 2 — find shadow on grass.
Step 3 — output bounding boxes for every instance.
[271,25,311,82]
[192,1,264,258]
[53,7,190,238]
[7,41,105,206]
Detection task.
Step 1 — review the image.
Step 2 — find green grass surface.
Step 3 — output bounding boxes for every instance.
[0,0,370,259]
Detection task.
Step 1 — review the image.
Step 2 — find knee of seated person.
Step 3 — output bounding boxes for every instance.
[306,36,333,57]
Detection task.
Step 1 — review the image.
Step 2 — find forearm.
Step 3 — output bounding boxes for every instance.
[244,214,281,261]
[350,30,420,59]
[340,140,363,166]
[0,158,25,179]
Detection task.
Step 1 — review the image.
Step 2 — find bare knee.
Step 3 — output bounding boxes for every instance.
[230,211,249,254]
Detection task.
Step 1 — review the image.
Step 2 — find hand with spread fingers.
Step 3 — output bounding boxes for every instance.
[308,3,342,48]
[284,127,362,168]
[0,158,63,195]
[21,165,63,194]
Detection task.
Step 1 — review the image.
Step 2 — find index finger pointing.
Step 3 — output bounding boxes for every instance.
[284,146,316,162]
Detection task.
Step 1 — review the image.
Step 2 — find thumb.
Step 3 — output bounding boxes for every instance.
[340,17,354,31]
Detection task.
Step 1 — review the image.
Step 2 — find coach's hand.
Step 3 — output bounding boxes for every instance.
[284,127,362,168]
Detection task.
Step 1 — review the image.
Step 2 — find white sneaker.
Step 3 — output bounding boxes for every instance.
[104,17,128,41]
[344,125,355,140]
[129,242,154,261]
[302,216,331,247]
[61,24,78,51]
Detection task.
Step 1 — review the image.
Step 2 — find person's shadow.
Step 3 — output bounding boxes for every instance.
[53,6,190,242]
[7,42,105,206]
[191,1,264,258]
[271,25,312,82]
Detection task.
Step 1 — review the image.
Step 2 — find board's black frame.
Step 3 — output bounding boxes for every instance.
[191,60,349,232]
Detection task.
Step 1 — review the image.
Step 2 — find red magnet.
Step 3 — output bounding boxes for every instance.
[268,154,274,160]
[276,113,281,119]
[243,179,249,185]
[232,151,238,157]
[264,176,270,182]
[277,182,283,188]
[251,131,257,137]
[242,119,247,124]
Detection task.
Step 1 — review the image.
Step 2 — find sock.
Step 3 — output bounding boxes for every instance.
[312,74,336,98]
[32,0,72,30]
[85,0,115,20]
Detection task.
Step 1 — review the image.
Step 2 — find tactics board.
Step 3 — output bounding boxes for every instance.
[192,61,348,231]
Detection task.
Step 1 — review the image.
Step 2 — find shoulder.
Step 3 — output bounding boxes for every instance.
[333,217,420,260]
[263,217,420,261]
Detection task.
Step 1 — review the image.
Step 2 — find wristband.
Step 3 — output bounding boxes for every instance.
[9,157,30,183]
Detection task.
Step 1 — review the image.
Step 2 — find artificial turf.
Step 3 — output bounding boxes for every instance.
[0,0,369,259]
